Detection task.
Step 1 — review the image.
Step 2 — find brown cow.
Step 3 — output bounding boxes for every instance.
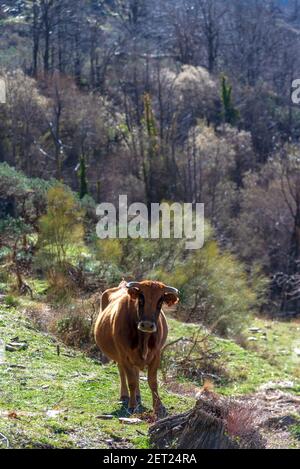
[94,280,179,416]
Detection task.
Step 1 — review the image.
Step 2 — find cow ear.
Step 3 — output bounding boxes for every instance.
[164,293,179,306]
[127,287,140,299]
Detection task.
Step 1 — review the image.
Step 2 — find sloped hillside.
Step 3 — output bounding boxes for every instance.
[0,301,299,449]
[0,303,194,449]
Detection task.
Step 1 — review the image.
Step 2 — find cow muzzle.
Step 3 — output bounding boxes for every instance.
[137,321,157,333]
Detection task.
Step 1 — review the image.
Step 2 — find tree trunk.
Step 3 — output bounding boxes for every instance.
[32,0,40,77]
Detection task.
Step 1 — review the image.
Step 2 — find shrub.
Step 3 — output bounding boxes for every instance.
[161,333,229,385]
[225,401,263,449]
[38,185,85,269]
[55,314,91,348]
[35,185,86,301]
[95,239,123,265]
[50,298,101,353]
[4,295,20,308]
[161,241,262,336]
[46,269,75,304]
[0,162,52,221]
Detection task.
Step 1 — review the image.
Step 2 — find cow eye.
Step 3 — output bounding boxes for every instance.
[138,293,145,306]
[157,297,163,309]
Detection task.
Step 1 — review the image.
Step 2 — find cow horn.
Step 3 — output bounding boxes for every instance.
[126,282,141,289]
[164,286,179,295]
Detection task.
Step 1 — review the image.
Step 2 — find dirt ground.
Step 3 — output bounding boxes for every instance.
[239,383,300,449]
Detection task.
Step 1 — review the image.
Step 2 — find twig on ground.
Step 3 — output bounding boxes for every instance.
[0,432,9,448]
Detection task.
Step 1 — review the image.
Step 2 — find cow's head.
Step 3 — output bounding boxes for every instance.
[126,280,179,333]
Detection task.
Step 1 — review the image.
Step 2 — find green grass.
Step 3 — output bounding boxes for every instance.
[3,295,20,308]
[243,317,300,381]
[0,306,193,449]
[0,305,299,449]
[167,317,300,396]
[291,423,300,442]
[29,279,49,296]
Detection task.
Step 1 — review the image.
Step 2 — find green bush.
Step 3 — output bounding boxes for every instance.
[4,295,20,308]
[157,239,263,336]
[0,162,53,220]
[55,314,91,347]
[37,185,85,268]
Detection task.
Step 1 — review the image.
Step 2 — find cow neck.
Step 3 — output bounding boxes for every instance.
[127,296,153,361]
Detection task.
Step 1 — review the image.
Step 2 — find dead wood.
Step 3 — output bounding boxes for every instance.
[149,391,265,450]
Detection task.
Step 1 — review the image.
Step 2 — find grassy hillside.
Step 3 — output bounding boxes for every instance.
[0,304,195,449]
[167,317,300,396]
[1,301,299,449]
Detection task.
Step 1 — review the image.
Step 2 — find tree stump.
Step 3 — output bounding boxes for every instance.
[149,391,265,449]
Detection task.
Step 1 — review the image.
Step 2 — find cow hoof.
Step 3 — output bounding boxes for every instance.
[119,396,129,405]
[155,405,168,419]
[128,403,142,415]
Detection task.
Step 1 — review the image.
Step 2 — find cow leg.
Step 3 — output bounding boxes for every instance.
[148,354,167,418]
[135,368,141,405]
[123,365,138,412]
[118,364,129,403]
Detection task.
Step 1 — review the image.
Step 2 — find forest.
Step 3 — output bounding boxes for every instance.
[0,0,300,451]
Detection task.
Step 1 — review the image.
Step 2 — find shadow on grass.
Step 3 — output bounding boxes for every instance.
[110,400,148,418]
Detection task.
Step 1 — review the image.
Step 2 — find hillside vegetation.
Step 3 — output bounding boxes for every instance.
[1,298,299,449]
[0,301,191,449]
[1,0,300,450]
[2,1,300,314]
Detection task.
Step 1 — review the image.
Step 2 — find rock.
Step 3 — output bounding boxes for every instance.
[260,381,294,391]
[46,409,65,418]
[266,415,298,430]
[119,417,142,425]
[96,415,114,420]
[6,364,26,369]
[249,327,261,333]
[247,337,258,342]
[5,342,28,352]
